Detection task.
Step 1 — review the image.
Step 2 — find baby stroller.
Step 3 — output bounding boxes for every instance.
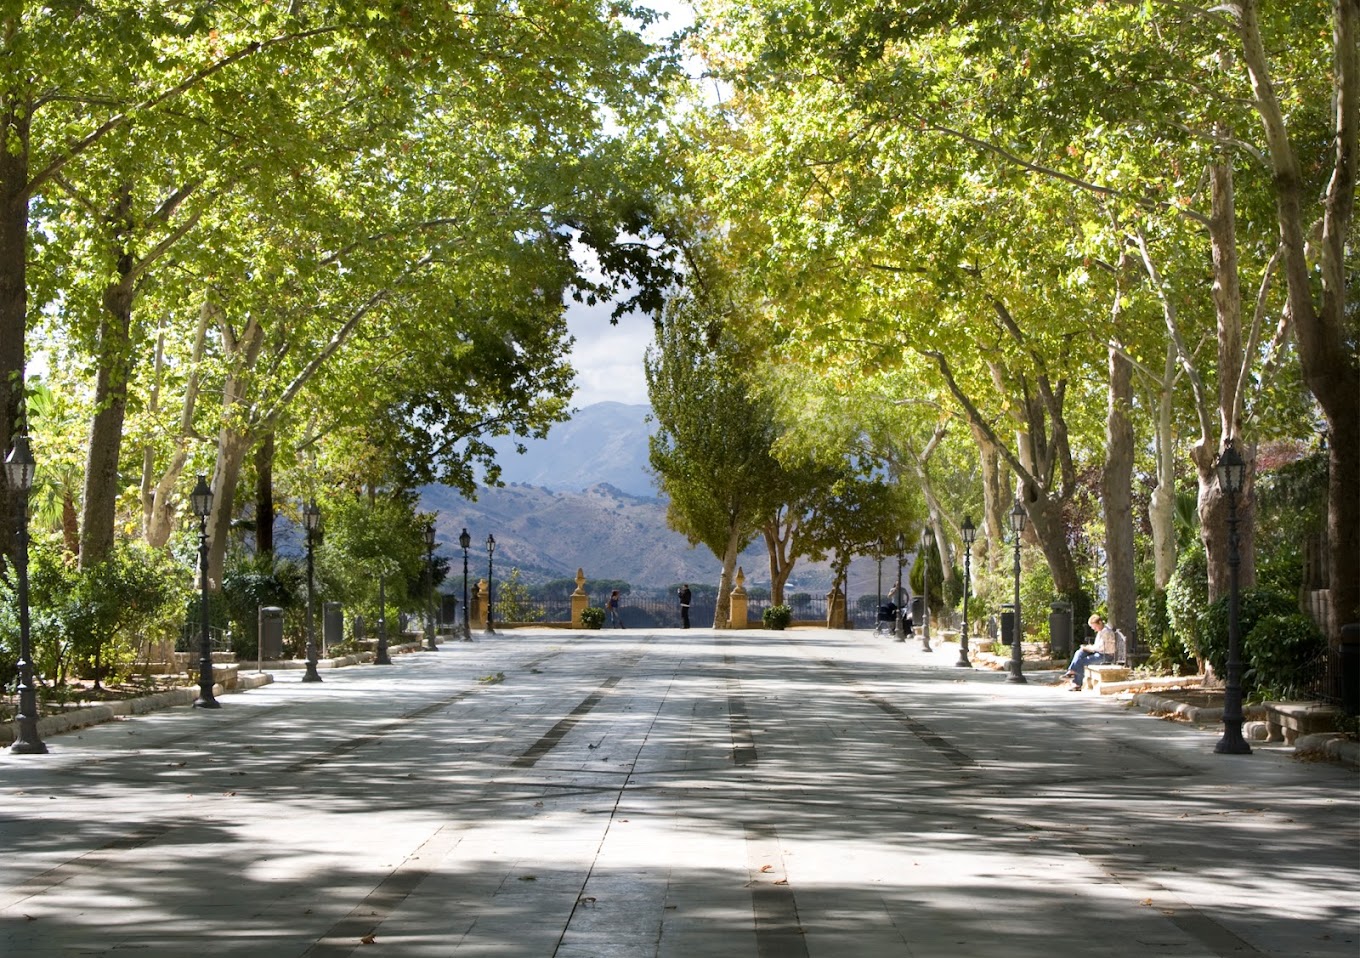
[875,602,898,635]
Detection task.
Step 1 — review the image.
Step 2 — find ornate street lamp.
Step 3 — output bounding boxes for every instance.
[1007,500,1028,684]
[459,528,472,641]
[1215,439,1252,755]
[6,436,48,751]
[301,499,322,683]
[957,516,976,668]
[894,531,907,642]
[423,521,439,651]
[919,526,935,652]
[484,533,497,635]
[188,473,221,710]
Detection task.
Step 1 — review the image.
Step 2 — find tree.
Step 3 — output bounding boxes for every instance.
[645,293,785,626]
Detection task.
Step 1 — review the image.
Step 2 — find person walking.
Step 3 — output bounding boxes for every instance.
[678,584,692,629]
[606,589,625,628]
[1064,614,1114,690]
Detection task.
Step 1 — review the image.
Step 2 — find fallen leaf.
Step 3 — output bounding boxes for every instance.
[360,934,376,944]
[1140,898,1154,906]
[760,865,773,873]
[774,879,789,886]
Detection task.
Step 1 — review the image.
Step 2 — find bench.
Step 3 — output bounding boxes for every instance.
[1083,664,1130,692]
[1263,702,1343,745]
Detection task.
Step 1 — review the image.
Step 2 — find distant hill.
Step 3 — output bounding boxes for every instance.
[421,481,755,586]
[420,402,893,598]
[485,401,656,498]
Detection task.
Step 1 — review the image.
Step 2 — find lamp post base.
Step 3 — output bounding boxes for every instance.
[10,710,48,753]
[374,649,392,665]
[920,635,932,653]
[1214,723,1253,754]
[302,663,323,683]
[424,635,439,651]
[955,648,971,668]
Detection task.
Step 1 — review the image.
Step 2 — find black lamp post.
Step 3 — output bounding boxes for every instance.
[1215,439,1252,755]
[6,436,48,751]
[373,562,392,665]
[1007,500,1028,684]
[894,531,907,642]
[188,474,221,709]
[957,516,976,668]
[876,542,884,611]
[459,528,472,641]
[302,499,322,683]
[423,521,439,651]
[484,533,497,635]
[919,526,935,652]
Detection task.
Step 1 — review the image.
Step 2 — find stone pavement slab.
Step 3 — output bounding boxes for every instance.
[0,627,1355,957]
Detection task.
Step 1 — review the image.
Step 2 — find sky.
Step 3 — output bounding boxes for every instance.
[565,0,695,409]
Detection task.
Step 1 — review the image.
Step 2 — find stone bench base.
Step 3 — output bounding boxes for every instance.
[1083,665,1130,692]
[1264,701,1343,745]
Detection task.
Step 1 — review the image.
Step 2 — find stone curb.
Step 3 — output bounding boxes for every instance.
[1131,691,1358,770]
[0,671,275,748]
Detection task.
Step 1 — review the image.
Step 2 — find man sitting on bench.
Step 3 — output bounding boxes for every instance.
[1063,614,1114,691]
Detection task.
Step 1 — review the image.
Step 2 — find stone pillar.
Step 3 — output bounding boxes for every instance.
[826,584,847,629]
[728,567,749,629]
[475,579,489,629]
[571,567,588,627]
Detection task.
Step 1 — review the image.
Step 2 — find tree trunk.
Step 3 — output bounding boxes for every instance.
[1148,343,1179,590]
[1235,0,1360,632]
[1104,343,1137,655]
[970,421,1008,574]
[1198,159,1256,601]
[142,301,211,549]
[1022,491,1083,600]
[0,92,30,568]
[255,432,275,556]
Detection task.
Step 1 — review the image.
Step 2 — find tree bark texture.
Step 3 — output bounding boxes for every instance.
[0,91,30,569]
[255,432,275,556]
[1104,343,1137,655]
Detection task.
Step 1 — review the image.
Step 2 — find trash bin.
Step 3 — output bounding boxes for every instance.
[258,606,284,664]
[323,602,342,652]
[1000,605,1016,645]
[1049,601,1073,659]
[441,593,458,626]
[910,595,926,624]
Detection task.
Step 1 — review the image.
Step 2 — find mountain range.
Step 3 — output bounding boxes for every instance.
[420,402,888,596]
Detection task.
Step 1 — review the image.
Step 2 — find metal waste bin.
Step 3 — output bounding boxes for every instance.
[441,593,459,626]
[257,605,284,668]
[1000,604,1017,645]
[1049,601,1073,659]
[323,602,342,653]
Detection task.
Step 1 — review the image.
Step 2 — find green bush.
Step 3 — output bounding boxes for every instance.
[1139,588,1194,673]
[495,568,541,623]
[1166,543,1209,661]
[762,604,793,630]
[1244,613,1326,700]
[221,555,299,659]
[1198,587,1298,678]
[579,606,605,629]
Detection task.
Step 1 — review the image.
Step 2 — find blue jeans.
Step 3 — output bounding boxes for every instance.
[1067,649,1105,687]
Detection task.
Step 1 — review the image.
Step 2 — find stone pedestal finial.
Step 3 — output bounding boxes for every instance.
[826,583,847,629]
[475,579,489,629]
[729,567,749,630]
[571,567,589,628]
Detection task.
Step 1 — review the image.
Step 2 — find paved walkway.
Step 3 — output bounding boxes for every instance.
[1,627,1356,957]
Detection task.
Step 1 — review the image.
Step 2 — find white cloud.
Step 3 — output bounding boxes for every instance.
[565,298,655,407]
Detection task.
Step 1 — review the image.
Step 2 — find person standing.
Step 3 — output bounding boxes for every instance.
[678,584,692,629]
[606,589,624,628]
[1064,614,1114,690]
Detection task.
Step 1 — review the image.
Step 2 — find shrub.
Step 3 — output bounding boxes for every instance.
[762,604,792,630]
[221,555,299,659]
[1139,588,1193,673]
[1244,613,1326,700]
[579,606,605,629]
[495,568,541,623]
[1198,587,1298,679]
[1166,543,1209,661]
